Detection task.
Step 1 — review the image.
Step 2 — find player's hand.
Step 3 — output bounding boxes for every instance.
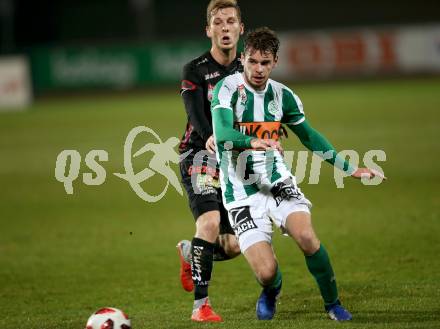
[250,138,284,154]
[351,168,387,180]
[205,135,216,154]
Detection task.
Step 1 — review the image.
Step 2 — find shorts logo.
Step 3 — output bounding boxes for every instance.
[271,179,302,206]
[230,206,257,237]
[195,174,219,195]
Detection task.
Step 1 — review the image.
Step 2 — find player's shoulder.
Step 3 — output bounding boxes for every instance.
[268,79,295,96]
[183,51,211,72]
[224,72,242,84]
[268,79,304,112]
[216,72,242,90]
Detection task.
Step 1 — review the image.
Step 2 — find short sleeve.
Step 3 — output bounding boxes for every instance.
[211,77,236,111]
[281,87,305,125]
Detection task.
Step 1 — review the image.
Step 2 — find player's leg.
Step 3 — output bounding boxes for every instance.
[284,211,320,254]
[229,198,281,320]
[176,156,199,293]
[214,204,240,261]
[177,193,239,290]
[243,241,282,320]
[190,208,223,322]
[215,233,240,260]
[177,155,223,322]
[284,211,352,321]
[176,208,238,292]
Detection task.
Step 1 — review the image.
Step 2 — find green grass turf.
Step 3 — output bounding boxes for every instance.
[0,77,439,328]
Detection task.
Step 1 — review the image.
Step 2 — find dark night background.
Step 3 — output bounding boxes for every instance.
[2,0,440,52]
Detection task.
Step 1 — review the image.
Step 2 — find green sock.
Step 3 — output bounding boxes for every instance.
[305,244,339,306]
[258,266,282,294]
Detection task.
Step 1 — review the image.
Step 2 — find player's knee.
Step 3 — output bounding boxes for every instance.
[222,236,241,257]
[196,215,220,241]
[297,230,320,255]
[255,262,278,285]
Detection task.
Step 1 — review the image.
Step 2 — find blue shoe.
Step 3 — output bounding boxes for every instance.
[256,285,281,320]
[325,302,352,321]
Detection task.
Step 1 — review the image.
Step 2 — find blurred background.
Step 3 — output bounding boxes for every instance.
[1,0,440,104]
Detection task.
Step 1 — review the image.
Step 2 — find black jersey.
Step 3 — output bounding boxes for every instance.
[179,51,243,153]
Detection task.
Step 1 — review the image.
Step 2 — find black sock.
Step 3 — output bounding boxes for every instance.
[191,237,214,300]
[213,241,232,261]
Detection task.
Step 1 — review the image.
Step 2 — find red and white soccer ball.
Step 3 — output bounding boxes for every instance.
[86,307,132,329]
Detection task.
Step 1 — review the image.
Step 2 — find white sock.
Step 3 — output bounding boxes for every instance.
[193,297,209,312]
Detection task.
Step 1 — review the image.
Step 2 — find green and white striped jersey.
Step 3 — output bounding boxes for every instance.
[211,72,305,207]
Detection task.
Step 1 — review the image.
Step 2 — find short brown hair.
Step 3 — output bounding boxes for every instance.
[244,27,280,57]
[206,0,242,25]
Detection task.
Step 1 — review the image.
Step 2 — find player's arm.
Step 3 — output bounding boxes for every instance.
[282,89,383,179]
[210,78,249,149]
[288,121,385,179]
[180,63,213,141]
[212,105,252,149]
[287,120,356,174]
[280,89,354,172]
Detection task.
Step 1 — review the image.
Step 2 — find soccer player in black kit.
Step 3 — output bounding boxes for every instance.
[176,0,243,323]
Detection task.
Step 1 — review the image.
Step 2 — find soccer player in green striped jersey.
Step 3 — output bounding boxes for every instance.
[211,27,384,321]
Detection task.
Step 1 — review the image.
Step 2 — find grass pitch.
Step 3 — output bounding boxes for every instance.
[0,78,439,328]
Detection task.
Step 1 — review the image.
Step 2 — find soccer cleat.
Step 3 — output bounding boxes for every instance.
[176,240,193,292]
[326,303,353,321]
[191,300,223,322]
[256,284,281,320]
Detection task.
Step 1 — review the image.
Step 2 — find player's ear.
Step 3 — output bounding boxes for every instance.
[240,52,245,62]
[240,23,244,35]
[273,55,279,68]
[206,25,212,38]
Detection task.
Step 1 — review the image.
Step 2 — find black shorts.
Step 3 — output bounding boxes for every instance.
[180,150,234,235]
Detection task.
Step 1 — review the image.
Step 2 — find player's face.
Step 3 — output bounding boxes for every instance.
[206,7,243,52]
[242,48,278,91]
